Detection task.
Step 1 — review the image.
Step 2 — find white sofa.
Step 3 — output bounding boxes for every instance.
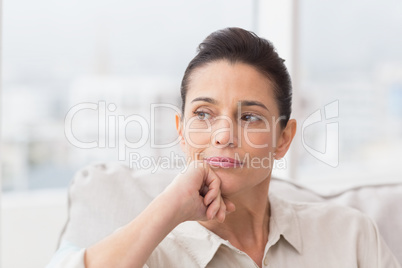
[56,162,402,265]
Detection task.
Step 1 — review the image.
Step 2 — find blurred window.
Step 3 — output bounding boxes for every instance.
[296,0,402,189]
[3,1,399,193]
[1,0,256,191]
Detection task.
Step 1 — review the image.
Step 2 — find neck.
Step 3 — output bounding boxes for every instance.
[199,176,271,250]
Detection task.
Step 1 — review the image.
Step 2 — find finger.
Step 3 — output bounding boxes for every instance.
[223,199,236,213]
[204,166,219,186]
[206,194,221,220]
[215,199,227,223]
[196,195,209,221]
[203,186,220,206]
[203,174,221,206]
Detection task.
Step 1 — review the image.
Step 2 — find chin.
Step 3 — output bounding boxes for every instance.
[217,169,271,196]
[216,172,252,196]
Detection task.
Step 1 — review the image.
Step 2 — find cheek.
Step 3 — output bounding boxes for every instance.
[181,117,210,150]
[185,131,210,148]
[242,131,273,152]
[182,129,210,160]
[183,119,211,145]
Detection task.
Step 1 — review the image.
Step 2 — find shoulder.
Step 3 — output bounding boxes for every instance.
[269,194,401,267]
[271,193,372,226]
[270,193,376,247]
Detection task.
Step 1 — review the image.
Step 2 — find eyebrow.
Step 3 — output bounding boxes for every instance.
[239,100,269,111]
[191,97,269,111]
[191,97,218,105]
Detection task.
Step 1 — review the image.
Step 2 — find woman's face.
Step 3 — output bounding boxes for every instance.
[177,60,293,197]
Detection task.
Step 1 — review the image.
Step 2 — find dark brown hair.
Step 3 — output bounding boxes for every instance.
[180,27,292,128]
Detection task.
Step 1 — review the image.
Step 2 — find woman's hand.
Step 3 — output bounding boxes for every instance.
[164,160,236,223]
[86,161,235,268]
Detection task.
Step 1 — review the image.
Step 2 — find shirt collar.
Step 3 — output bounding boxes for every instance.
[171,193,303,267]
[171,221,224,267]
[268,193,303,254]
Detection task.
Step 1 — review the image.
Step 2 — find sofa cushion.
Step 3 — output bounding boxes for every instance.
[58,163,402,265]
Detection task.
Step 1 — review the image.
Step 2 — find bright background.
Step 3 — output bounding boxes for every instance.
[1,0,401,267]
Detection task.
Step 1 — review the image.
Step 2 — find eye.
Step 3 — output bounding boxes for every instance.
[193,110,212,120]
[241,113,262,122]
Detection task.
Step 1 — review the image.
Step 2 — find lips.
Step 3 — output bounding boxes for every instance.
[205,156,243,168]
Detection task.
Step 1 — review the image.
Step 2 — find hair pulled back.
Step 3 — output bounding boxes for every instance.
[180,27,292,128]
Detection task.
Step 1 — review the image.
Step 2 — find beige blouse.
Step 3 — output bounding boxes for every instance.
[145,194,400,268]
[49,194,401,268]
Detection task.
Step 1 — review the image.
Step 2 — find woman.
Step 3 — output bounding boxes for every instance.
[51,28,400,268]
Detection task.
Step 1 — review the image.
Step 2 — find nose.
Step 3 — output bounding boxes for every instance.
[212,116,238,148]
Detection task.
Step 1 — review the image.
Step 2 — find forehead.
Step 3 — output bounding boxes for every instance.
[186,60,278,113]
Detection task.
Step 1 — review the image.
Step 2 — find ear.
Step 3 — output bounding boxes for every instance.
[274,119,297,159]
[175,114,186,151]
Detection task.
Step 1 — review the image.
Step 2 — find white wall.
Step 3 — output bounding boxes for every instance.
[1,190,67,268]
